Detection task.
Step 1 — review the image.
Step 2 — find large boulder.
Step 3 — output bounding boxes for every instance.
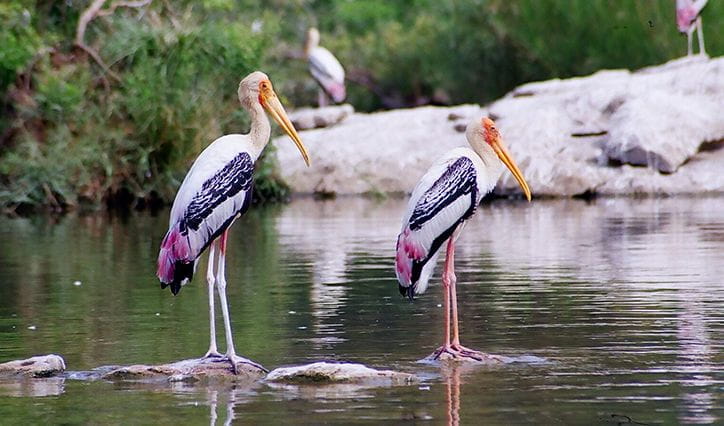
[274,56,724,197]
[275,104,481,196]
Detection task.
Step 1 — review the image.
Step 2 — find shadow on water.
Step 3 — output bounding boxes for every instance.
[0,197,722,424]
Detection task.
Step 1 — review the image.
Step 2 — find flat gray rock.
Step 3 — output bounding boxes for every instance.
[265,362,417,385]
[0,354,66,378]
[102,357,266,383]
[275,56,724,197]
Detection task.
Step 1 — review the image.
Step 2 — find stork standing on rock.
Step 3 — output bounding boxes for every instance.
[395,117,531,361]
[157,71,310,374]
[676,0,709,56]
[305,27,346,107]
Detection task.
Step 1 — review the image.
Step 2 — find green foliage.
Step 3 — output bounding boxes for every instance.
[0,3,43,94]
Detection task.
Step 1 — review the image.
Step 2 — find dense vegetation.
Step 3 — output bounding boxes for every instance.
[1,0,722,212]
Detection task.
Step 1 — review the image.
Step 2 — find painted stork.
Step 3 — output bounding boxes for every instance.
[305,27,346,106]
[676,0,709,56]
[156,71,310,373]
[395,117,531,361]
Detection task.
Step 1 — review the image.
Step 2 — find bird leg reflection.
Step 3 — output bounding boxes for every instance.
[444,365,462,426]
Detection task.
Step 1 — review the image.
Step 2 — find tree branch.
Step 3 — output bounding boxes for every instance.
[73,0,152,83]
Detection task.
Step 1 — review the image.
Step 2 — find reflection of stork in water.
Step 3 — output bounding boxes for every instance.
[676,0,709,56]
[305,28,346,107]
[156,72,310,374]
[443,365,462,426]
[395,117,531,361]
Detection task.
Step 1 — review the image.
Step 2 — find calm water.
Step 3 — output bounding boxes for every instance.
[0,197,722,424]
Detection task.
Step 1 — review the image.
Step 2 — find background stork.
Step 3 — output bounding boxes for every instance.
[157,71,310,373]
[395,117,531,361]
[676,0,709,56]
[305,27,346,107]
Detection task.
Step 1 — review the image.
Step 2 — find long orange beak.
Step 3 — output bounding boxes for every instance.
[491,137,532,201]
[260,85,310,167]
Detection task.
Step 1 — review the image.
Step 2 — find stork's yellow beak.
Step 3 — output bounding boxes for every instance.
[491,136,532,201]
[260,84,310,167]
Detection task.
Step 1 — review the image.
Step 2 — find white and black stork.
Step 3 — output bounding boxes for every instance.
[156,71,310,373]
[395,117,531,361]
[305,27,346,107]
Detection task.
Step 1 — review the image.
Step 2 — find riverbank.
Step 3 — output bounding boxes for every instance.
[276,56,724,198]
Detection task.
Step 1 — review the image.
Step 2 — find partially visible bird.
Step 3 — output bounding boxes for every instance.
[395,117,531,361]
[676,0,709,56]
[305,27,346,107]
[157,71,310,373]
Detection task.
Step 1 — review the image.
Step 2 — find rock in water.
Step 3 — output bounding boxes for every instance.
[102,357,267,383]
[0,354,66,378]
[422,350,507,365]
[265,362,417,385]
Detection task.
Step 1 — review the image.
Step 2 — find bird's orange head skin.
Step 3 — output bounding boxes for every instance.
[482,117,500,146]
[258,79,274,105]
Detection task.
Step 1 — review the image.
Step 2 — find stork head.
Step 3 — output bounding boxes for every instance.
[305,27,320,55]
[238,71,310,166]
[466,117,531,201]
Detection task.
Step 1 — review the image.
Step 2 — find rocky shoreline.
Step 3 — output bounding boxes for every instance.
[276,56,724,198]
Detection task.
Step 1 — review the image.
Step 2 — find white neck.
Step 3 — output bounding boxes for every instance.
[305,32,319,56]
[245,100,270,160]
[473,145,505,194]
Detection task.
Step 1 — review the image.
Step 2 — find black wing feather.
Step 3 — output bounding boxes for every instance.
[180,152,254,235]
[409,157,478,231]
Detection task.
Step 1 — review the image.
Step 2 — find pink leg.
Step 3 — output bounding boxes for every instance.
[432,232,503,363]
[447,238,460,347]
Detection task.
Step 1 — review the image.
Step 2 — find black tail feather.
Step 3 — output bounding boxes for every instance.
[399,284,415,301]
[160,260,194,296]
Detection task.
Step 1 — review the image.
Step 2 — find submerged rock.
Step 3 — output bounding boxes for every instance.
[102,357,266,383]
[289,104,354,130]
[275,56,724,197]
[0,354,66,378]
[265,362,417,385]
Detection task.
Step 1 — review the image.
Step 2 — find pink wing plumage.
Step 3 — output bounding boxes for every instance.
[395,227,428,287]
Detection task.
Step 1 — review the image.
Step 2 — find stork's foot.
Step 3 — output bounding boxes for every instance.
[226,354,268,374]
[431,344,505,363]
[203,349,223,359]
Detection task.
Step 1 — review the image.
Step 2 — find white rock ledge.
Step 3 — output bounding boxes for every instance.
[265,362,417,385]
[275,56,724,197]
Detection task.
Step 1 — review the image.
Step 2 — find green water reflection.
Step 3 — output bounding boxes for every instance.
[0,198,722,424]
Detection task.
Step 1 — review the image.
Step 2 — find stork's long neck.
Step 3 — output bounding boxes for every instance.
[246,100,271,160]
[304,33,319,57]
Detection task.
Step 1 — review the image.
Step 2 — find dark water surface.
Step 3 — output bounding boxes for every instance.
[0,198,722,424]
